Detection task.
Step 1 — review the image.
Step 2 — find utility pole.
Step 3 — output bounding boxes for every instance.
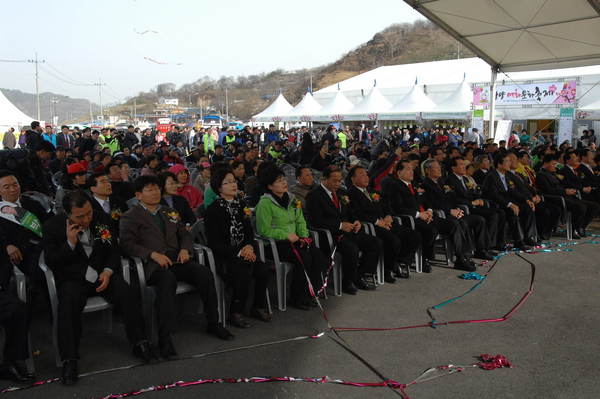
[94,78,106,126]
[310,74,313,93]
[133,98,137,123]
[225,87,229,124]
[27,52,45,120]
[89,100,93,124]
[51,97,59,125]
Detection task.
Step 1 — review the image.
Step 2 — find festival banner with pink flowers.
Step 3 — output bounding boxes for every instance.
[472,81,577,107]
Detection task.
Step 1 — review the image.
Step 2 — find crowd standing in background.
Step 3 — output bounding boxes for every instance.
[0,119,599,386]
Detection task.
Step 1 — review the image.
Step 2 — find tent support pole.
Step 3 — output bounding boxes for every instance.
[489,67,498,139]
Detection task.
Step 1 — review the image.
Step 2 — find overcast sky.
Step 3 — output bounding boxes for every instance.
[1,0,423,104]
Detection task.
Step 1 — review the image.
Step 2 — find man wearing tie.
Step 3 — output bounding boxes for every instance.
[87,172,128,237]
[306,165,383,294]
[483,153,537,250]
[57,126,74,149]
[42,191,155,385]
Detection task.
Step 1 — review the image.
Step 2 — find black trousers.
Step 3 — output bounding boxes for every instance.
[219,251,269,314]
[375,223,421,271]
[322,232,382,283]
[414,219,438,261]
[431,216,471,257]
[502,203,536,242]
[276,241,327,301]
[460,214,489,251]
[561,197,598,230]
[535,201,561,238]
[13,245,47,312]
[0,290,29,361]
[147,260,219,341]
[57,275,145,361]
[470,206,506,248]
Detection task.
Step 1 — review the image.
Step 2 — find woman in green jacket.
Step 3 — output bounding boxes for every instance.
[255,165,327,310]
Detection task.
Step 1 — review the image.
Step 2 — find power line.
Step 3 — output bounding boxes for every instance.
[45,62,95,86]
[39,65,95,87]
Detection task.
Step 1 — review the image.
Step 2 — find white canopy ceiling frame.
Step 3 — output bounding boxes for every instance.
[404,0,600,136]
[251,93,294,122]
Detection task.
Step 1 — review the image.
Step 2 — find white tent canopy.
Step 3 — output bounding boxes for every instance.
[379,84,436,120]
[282,91,322,122]
[312,90,355,122]
[252,93,293,122]
[345,86,392,121]
[423,79,472,120]
[0,89,33,130]
[404,0,600,72]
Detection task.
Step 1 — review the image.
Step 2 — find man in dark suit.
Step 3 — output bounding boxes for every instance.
[25,121,43,151]
[421,160,494,264]
[87,171,128,237]
[507,152,560,241]
[56,126,75,149]
[0,170,51,310]
[106,163,135,203]
[446,157,506,250]
[0,257,34,383]
[306,165,383,294]
[562,150,600,212]
[346,166,419,283]
[483,153,536,250]
[577,148,599,202]
[381,160,437,272]
[537,155,598,238]
[120,176,233,359]
[42,191,154,385]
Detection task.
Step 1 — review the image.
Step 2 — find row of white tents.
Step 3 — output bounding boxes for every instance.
[0,89,33,131]
[252,79,480,123]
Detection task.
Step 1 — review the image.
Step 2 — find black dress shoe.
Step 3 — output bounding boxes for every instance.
[578,228,587,237]
[207,323,235,341]
[250,307,272,322]
[473,250,494,261]
[422,260,432,273]
[0,361,34,383]
[61,359,78,386]
[397,264,410,278]
[159,336,178,360]
[133,341,158,364]
[342,281,358,295]
[384,270,396,284]
[228,313,251,328]
[514,241,532,251]
[572,230,582,239]
[354,278,376,290]
[454,258,476,272]
[524,238,537,247]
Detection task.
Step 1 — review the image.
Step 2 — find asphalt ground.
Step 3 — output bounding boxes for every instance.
[3,232,600,399]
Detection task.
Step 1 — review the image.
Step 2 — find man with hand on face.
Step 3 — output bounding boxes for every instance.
[42,191,154,386]
[306,165,383,295]
[120,176,233,361]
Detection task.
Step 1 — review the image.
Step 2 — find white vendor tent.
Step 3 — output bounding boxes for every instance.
[423,79,472,120]
[282,91,322,122]
[0,89,33,130]
[312,90,354,122]
[379,83,436,120]
[345,86,391,121]
[252,93,293,122]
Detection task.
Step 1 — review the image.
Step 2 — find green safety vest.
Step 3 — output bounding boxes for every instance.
[338,132,347,149]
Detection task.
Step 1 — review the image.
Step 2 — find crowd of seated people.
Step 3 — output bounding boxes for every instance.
[0,121,598,385]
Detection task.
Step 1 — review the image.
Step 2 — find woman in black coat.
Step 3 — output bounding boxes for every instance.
[203,168,271,327]
[158,172,197,227]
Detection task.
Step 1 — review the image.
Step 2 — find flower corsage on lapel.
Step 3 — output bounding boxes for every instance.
[443,185,453,193]
[370,192,381,202]
[243,207,252,219]
[341,195,350,205]
[465,181,476,190]
[164,209,180,223]
[295,199,302,209]
[508,180,515,189]
[95,224,112,244]
[110,208,122,221]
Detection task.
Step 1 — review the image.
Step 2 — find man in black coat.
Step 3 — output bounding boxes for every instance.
[577,148,599,202]
[482,153,537,250]
[347,166,419,282]
[56,126,75,149]
[537,155,598,238]
[25,121,43,151]
[446,157,506,250]
[561,150,600,212]
[87,171,128,237]
[507,152,560,241]
[42,191,155,385]
[381,160,437,272]
[306,165,383,294]
[421,160,493,265]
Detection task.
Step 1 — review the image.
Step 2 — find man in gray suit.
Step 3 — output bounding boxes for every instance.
[120,175,233,359]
